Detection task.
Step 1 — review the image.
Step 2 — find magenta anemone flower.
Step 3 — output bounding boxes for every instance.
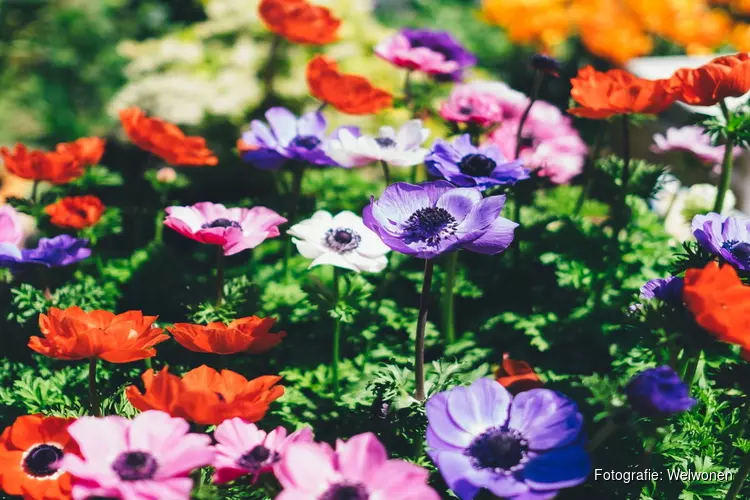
[439,81,526,126]
[212,418,314,484]
[275,432,439,500]
[363,181,517,259]
[164,202,286,256]
[62,410,214,500]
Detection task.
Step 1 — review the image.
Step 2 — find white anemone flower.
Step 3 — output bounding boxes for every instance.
[326,120,430,167]
[288,210,390,273]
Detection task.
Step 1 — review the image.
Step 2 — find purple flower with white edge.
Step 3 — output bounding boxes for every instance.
[426,135,528,190]
[651,126,741,166]
[426,378,590,500]
[640,276,684,303]
[692,212,750,272]
[363,181,518,259]
[625,366,696,418]
[400,29,476,82]
[239,107,357,170]
[0,235,90,269]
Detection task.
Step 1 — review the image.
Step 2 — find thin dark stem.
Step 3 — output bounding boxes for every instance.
[88,358,100,417]
[414,259,435,402]
[215,246,225,307]
[442,252,458,344]
[587,419,620,452]
[611,115,631,247]
[574,127,606,216]
[260,35,283,98]
[331,267,342,398]
[283,165,305,283]
[30,180,39,204]
[380,160,391,186]
[153,192,167,245]
[316,102,328,113]
[714,100,734,213]
[726,452,750,500]
[514,73,542,160]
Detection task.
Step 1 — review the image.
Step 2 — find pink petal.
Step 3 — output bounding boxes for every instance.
[276,442,336,492]
[335,433,388,482]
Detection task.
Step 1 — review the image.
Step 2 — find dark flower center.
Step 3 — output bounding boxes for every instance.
[202,218,241,229]
[459,105,473,114]
[723,240,750,263]
[466,427,528,472]
[402,207,458,247]
[291,135,322,150]
[325,227,361,253]
[519,135,535,149]
[374,137,397,148]
[319,482,369,500]
[237,444,278,471]
[23,444,64,478]
[458,154,497,177]
[112,451,158,481]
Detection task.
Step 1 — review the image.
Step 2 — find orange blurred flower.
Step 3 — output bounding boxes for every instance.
[0,414,77,500]
[44,195,105,230]
[55,137,105,167]
[495,353,544,395]
[683,262,750,350]
[306,56,393,115]
[568,66,674,119]
[119,107,218,167]
[667,53,750,106]
[168,316,287,355]
[28,307,169,363]
[126,365,284,425]
[259,0,341,45]
[0,144,83,184]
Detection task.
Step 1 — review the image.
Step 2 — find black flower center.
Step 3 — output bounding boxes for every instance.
[519,135,535,149]
[459,105,473,114]
[291,135,322,150]
[325,227,361,253]
[237,444,278,471]
[112,451,158,481]
[402,207,458,247]
[319,482,369,500]
[466,427,528,472]
[202,218,241,229]
[723,240,750,263]
[374,137,397,148]
[23,444,63,478]
[458,154,497,177]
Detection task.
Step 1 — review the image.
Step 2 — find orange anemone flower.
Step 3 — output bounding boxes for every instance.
[126,365,284,425]
[306,55,393,115]
[44,195,105,230]
[55,137,106,167]
[568,66,675,119]
[119,107,218,167]
[667,53,750,106]
[168,316,287,355]
[28,307,169,363]
[0,144,83,185]
[683,262,750,350]
[495,353,544,395]
[0,414,77,500]
[259,0,341,45]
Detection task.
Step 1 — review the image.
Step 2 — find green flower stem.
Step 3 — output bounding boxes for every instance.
[714,100,734,213]
[679,351,701,388]
[611,114,631,247]
[726,452,750,500]
[415,259,435,402]
[260,35,283,98]
[31,180,39,204]
[514,72,543,160]
[331,267,342,398]
[727,399,750,465]
[283,164,305,283]
[215,246,225,307]
[587,418,620,452]
[144,357,153,370]
[153,192,167,245]
[574,127,606,217]
[380,160,391,186]
[442,252,459,344]
[88,358,100,417]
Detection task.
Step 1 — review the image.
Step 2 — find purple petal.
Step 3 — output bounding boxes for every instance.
[297,111,327,137]
[425,392,474,448]
[453,134,477,156]
[265,107,298,146]
[250,120,279,149]
[421,180,460,205]
[241,148,288,170]
[522,444,591,491]
[462,216,517,254]
[456,194,506,236]
[370,183,431,230]
[507,389,584,451]
[436,188,483,223]
[430,451,484,500]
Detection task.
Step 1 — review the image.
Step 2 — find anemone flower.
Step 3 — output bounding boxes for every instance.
[692,212,750,272]
[651,126,741,166]
[45,195,105,230]
[0,235,91,270]
[0,205,24,246]
[640,276,684,303]
[625,366,696,417]
[168,316,286,355]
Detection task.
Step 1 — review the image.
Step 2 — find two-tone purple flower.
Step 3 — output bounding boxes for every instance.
[426,135,528,190]
[692,212,750,272]
[426,378,590,500]
[640,276,684,303]
[0,235,90,269]
[625,366,696,418]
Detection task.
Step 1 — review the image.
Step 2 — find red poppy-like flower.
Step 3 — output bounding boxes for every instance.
[28,307,169,363]
[259,0,341,45]
[568,66,675,119]
[44,195,105,230]
[119,107,219,167]
[168,316,287,355]
[306,55,393,115]
[495,353,544,395]
[126,365,285,425]
[0,144,83,185]
[683,262,750,350]
[55,137,106,167]
[667,53,750,106]
[0,414,78,500]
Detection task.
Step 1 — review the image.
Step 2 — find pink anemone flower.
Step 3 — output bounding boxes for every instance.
[62,410,214,500]
[651,126,742,166]
[275,432,439,500]
[164,202,286,256]
[375,34,460,76]
[212,418,314,484]
[0,205,24,246]
[439,81,527,126]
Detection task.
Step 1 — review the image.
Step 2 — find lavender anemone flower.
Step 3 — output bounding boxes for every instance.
[363,181,517,259]
[238,107,357,170]
[625,366,696,418]
[426,378,590,500]
[640,276,684,303]
[400,29,476,82]
[692,212,750,272]
[0,235,90,269]
[426,135,528,190]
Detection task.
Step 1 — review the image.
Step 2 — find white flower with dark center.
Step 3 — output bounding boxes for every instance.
[288,211,390,273]
[326,120,430,168]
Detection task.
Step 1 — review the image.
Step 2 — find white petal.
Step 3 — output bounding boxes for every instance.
[397,120,428,150]
[347,252,388,273]
[309,251,361,272]
[379,126,396,139]
[293,238,326,259]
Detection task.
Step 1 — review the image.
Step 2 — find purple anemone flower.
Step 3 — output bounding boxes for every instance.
[426,135,529,190]
[363,181,517,259]
[625,366,696,418]
[401,29,476,82]
[692,212,750,272]
[239,107,357,170]
[426,378,590,500]
[0,235,90,269]
[640,276,684,303]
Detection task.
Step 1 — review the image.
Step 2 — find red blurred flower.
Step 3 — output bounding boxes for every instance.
[259,0,341,45]
[28,307,169,363]
[44,195,105,230]
[126,365,285,425]
[495,353,544,395]
[119,107,218,167]
[55,137,105,167]
[0,144,83,184]
[306,56,393,115]
[168,316,286,355]
[668,53,750,106]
